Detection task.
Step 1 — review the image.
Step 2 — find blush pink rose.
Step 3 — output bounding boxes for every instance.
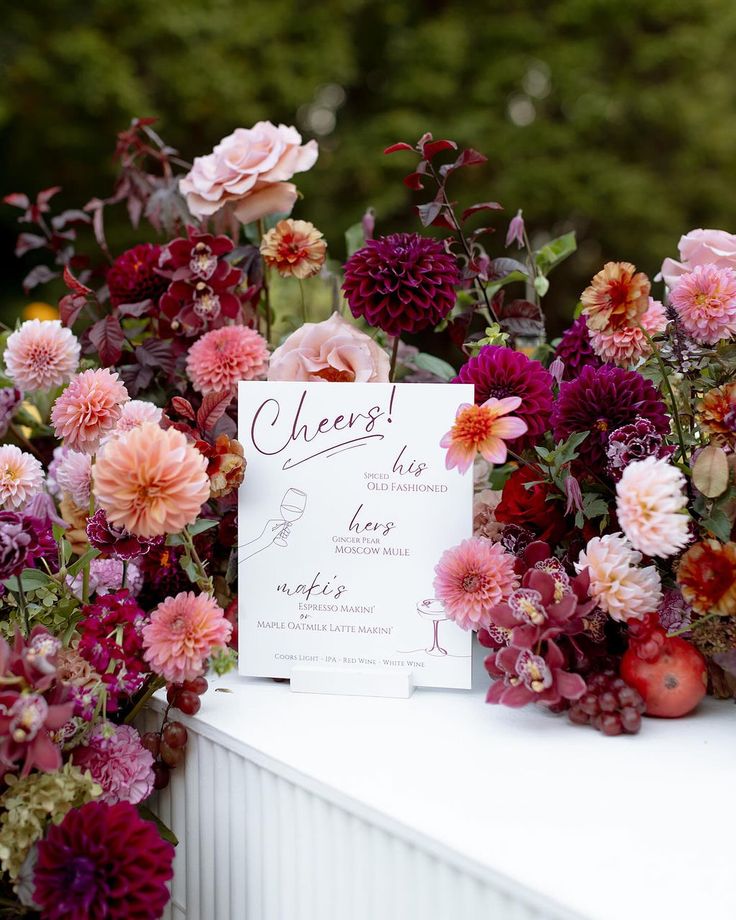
[660,229,736,290]
[268,312,390,383]
[180,122,318,225]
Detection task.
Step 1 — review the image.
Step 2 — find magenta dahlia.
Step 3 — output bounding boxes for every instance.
[453,346,554,450]
[554,315,604,381]
[33,801,174,920]
[551,364,670,474]
[106,243,168,309]
[342,232,459,336]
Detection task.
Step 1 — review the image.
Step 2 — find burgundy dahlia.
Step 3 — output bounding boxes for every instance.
[551,364,670,474]
[554,316,604,381]
[86,509,164,561]
[33,801,174,920]
[453,346,554,450]
[0,512,56,580]
[605,417,675,481]
[106,243,168,309]
[342,232,459,337]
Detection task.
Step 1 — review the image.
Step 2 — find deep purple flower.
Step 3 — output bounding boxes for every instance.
[106,243,168,310]
[554,316,604,381]
[77,592,149,711]
[158,227,243,336]
[551,364,670,474]
[605,417,676,480]
[342,232,459,337]
[86,509,164,561]
[0,512,56,580]
[453,346,554,450]
[0,387,22,438]
[33,801,174,920]
[657,588,692,634]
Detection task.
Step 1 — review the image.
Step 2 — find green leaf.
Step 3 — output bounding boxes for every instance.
[701,508,732,542]
[486,270,527,297]
[166,533,184,546]
[137,804,179,846]
[66,547,100,578]
[187,519,219,536]
[3,568,53,592]
[344,220,366,258]
[534,231,577,276]
[533,275,550,298]
[412,352,456,381]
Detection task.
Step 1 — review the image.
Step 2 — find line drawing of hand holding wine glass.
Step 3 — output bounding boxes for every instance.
[240,488,308,563]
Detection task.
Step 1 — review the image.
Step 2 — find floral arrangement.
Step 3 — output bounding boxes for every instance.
[0,118,733,915]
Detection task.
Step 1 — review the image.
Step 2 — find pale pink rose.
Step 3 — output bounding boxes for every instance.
[660,228,736,290]
[268,313,390,383]
[180,122,319,225]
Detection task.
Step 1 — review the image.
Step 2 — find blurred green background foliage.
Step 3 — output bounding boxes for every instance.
[2,0,736,333]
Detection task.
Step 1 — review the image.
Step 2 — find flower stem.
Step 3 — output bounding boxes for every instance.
[298,279,308,324]
[181,527,214,595]
[8,422,44,461]
[121,560,128,591]
[639,325,688,464]
[16,585,29,635]
[389,336,400,382]
[667,611,720,638]
[124,675,166,725]
[257,218,272,343]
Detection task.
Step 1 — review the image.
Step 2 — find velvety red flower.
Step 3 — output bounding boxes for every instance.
[494,468,568,544]
[86,509,164,560]
[107,243,168,310]
[551,364,670,474]
[453,346,553,451]
[342,233,459,336]
[33,801,174,920]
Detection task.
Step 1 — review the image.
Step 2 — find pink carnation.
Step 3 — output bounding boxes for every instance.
[55,449,91,508]
[0,445,44,511]
[186,325,269,395]
[71,723,154,805]
[433,538,518,630]
[143,591,232,683]
[588,298,668,366]
[4,319,80,392]
[669,263,736,345]
[51,369,129,453]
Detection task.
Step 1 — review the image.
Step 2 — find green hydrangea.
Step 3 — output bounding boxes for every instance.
[0,763,101,880]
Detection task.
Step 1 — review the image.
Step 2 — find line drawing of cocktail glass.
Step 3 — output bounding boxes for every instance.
[274,488,307,547]
[417,598,448,656]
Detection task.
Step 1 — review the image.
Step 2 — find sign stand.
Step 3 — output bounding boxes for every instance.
[290,665,414,699]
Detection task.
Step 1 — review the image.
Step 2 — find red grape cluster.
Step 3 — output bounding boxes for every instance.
[142,676,208,789]
[568,671,646,736]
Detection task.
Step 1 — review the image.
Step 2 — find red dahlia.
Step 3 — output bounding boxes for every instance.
[106,243,168,309]
[342,232,459,337]
[33,801,174,920]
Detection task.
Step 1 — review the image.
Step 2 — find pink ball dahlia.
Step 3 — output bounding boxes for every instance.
[342,232,460,337]
[453,346,554,451]
[186,324,269,395]
[669,263,736,345]
[93,423,210,538]
[55,449,92,508]
[433,538,518,630]
[51,369,129,454]
[553,315,604,381]
[33,800,174,920]
[143,590,232,683]
[101,399,163,446]
[552,364,670,474]
[4,319,80,392]
[0,445,44,511]
[72,723,154,805]
[588,297,668,367]
[106,243,168,309]
[616,456,690,558]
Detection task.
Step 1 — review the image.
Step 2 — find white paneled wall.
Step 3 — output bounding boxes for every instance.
[141,710,576,920]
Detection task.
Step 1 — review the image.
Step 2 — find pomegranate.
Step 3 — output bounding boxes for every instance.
[621,623,707,718]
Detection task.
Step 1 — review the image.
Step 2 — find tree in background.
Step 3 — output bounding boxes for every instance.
[2,0,736,332]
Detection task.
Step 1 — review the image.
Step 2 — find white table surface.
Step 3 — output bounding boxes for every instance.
[170,641,734,920]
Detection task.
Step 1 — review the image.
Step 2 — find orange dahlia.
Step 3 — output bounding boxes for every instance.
[677,539,736,616]
[698,382,736,447]
[260,219,327,280]
[581,261,650,332]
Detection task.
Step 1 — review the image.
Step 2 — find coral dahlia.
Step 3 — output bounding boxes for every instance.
[186,324,269,395]
[51,369,129,454]
[260,218,327,279]
[581,261,650,332]
[588,297,668,367]
[669,263,736,345]
[5,319,80,392]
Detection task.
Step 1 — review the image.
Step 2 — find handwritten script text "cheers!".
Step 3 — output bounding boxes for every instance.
[250,386,397,470]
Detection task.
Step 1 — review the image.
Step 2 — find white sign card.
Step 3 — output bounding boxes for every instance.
[237,381,473,689]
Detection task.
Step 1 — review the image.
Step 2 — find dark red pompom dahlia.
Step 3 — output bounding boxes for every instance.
[33,801,174,920]
[453,346,554,451]
[107,243,168,309]
[342,232,459,336]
